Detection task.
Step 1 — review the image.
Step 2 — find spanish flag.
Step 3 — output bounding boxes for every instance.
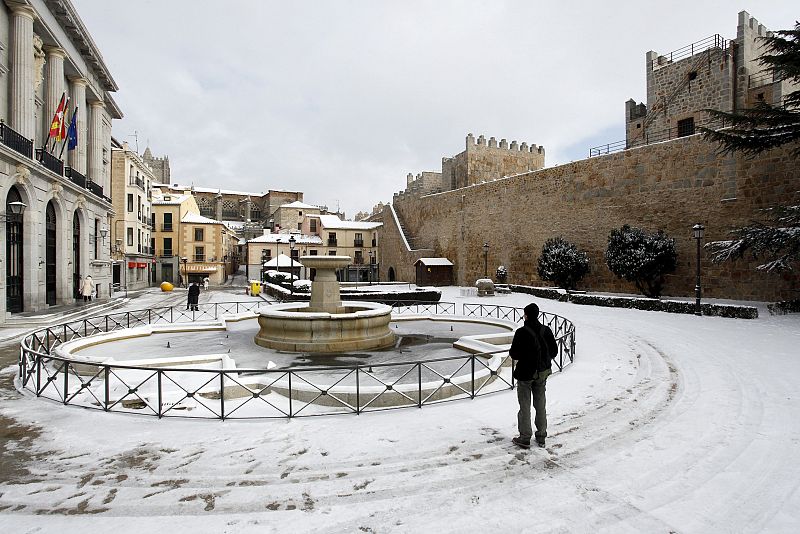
[48,92,66,140]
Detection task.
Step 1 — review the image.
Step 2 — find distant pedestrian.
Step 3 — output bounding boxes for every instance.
[509,302,557,449]
[203,277,209,291]
[187,282,200,311]
[81,275,94,302]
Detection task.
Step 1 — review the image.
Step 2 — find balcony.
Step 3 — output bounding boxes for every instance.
[353,239,364,248]
[129,176,145,190]
[161,224,173,232]
[327,238,338,246]
[161,251,173,258]
[35,148,64,176]
[87,180,103,198]
[65,166,87,188]
[0,123,33,159]
[372,238,377,247]
[194,255,205,262]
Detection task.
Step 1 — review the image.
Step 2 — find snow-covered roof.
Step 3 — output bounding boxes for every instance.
[279,201,319,210]
[312,214,382,230]
[416,258,453,266]
[152,194,190,206]
[247,233,322,245]
[264,253,304,268]
[182,212,223,224]
[154,183,261,197]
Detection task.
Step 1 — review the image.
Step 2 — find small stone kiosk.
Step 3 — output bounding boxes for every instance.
[414,258,454,287]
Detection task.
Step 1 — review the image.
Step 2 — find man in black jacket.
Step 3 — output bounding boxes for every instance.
[509,302,558,449]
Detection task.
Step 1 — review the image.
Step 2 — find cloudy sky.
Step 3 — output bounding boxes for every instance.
[71,0,797,218]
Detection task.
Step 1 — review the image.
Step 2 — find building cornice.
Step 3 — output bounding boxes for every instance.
[41,0,118,92]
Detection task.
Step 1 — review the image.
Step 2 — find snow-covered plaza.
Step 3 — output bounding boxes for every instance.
[1,286,798,532]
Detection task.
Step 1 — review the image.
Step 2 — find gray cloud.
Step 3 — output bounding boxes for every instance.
[73,0,797,216]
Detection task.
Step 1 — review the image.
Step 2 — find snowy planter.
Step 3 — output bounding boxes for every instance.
[567,294,758,319]
[475,278,495,296]
[509,284,570,302]
[767,299,800,315]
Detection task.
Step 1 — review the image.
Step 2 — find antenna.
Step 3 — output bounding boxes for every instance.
[127,130,139,153]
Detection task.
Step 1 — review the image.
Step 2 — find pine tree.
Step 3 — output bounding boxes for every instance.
[605,225,677,298]
[699,22,800,157]
[700,22,800,272]
[537,237,590,290]
[706,206,800,272]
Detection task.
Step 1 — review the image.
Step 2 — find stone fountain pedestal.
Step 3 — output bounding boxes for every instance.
[255,256,395,353]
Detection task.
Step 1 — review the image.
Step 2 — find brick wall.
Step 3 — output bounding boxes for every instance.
[383,135,799,301]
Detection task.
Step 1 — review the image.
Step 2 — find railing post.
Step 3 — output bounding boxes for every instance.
[471,356,475,399]
[355,367,360,414]
[36,356,42,396]
[63,362,69,404]
[157,370,163,418]
[127,312,130,329]
[104,365,110,411]
[418,363,422,408]
[170,306,173,324]
[84,320,87,337]
[105,315,108,332]
[288,372,293,418]
[219,371,226,420]
[148,309,152,325]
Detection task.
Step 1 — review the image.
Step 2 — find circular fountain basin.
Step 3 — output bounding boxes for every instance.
[255,301,395,353]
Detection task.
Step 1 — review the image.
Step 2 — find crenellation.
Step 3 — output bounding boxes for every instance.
[499,138,508,149]
[488,136,497,148]
[477,134,485,145]
[510,140,518,150]
[520,142,528,151]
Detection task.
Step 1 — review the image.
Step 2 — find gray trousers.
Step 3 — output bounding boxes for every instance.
[517,369,551,442]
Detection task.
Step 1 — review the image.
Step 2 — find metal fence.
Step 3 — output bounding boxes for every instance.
[17,300,576,420]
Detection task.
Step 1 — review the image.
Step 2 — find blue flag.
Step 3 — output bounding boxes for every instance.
[66,108,78,150]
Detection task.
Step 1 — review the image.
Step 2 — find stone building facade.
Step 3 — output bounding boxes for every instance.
[110,139,155,290]
[381,11,799,302]
[396,133,545,198]
[1,0,121,323]
[625,11,799,148]
[385,135,798,301]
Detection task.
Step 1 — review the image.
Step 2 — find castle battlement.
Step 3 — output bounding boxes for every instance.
[738,11,769,38]
[466,133,544,155]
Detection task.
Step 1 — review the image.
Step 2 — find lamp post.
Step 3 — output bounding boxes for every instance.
[181,256,188,288]
[368,250,373,285]
[692,223,705,316]
[482,242,489,278]
[289,235,296,295]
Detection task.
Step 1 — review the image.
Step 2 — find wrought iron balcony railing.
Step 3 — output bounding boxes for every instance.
[353,239,364,247]
[65,167,87,188]
[161,224,173,232]
[35,148,64,176]
[0,123,33,159]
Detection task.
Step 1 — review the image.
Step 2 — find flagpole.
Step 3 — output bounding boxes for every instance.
[43,92,66,153]
[59,106,78,160]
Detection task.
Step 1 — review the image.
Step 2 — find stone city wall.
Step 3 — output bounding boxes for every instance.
[383,135,799,301]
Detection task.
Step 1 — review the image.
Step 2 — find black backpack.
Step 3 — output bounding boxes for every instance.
[523,324,551,370]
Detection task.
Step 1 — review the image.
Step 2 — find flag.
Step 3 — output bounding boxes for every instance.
[66,108,78,151]
[48,93,66,140]
[58,100,69,142]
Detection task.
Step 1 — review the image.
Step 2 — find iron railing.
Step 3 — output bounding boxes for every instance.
[589,117,725,157]
[17,300,576,420]
[0,123,33,159]
[65,167,87,188]
[650,34,727,69]
[35,148,64,176]
[87,180,103,198]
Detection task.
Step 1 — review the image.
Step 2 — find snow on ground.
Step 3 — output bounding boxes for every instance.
[1,287,799,532]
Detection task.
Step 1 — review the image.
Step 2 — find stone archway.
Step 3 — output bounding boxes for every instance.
[5,186,25,313]
[45,201,57,305]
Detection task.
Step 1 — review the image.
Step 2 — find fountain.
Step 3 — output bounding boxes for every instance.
[254,256,396,352]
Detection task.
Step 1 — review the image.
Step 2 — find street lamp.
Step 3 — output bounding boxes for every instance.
[482,242,489,278]
[181,256,188,288]
[692,223,705,316]
[289,235,296,295]
[368,250,373,285]
[1,200,26,221]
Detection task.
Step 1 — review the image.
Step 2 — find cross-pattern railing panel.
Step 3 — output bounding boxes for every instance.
[18,299,576,419]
